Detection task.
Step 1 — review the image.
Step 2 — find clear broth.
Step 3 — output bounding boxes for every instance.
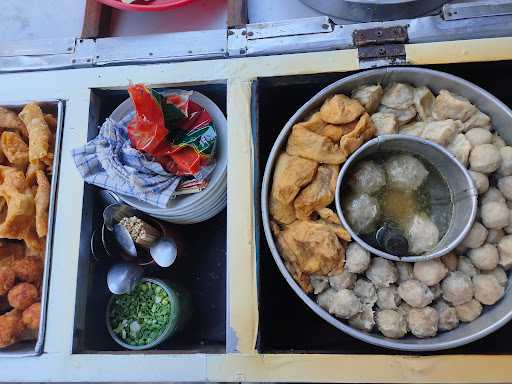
[344,151,453,255]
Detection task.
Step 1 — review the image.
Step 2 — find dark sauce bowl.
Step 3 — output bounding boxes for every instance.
[335,134,478,262]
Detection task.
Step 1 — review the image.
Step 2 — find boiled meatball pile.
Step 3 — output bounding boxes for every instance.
[313,82,512,339]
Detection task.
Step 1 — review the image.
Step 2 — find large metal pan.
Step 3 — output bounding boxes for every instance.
[261,67,512,351]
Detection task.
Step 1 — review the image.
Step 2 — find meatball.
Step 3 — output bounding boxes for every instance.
[487,229,505,245]
[365,257,398,288]
[384,154,428,191]
[376,309,408,339]
[407,306,439,338]
[0,311,25,347]
[348,304,375,332]
[12,257,43,285]
[397,279,433,308]
[457,256,479,277]
[317,288,362,319]
[465,128,492,146]
[493,135,507,149]
[397,261,414,282]
[469,144,501,173]
[329,270,356,290]
[441,252,458,271]
[345,243,371,273]
[482,267,508,287]
[468,244,499,271]
[462,222,488,249]
[349,160,386,195]
[310,275,329,294]
[431,283,443,300]
[499,146,512,176]
[398,302,413,319]
[473,274,504,305]
[468,171,489,195]
[498,235,512,270]
[352,84,383,113]
[7,283,39,310]
[434,300,459,331]
[413,259,448,286]
[344,193,381,234]
[22,302,41,331]
[406,214,440,255]
[376,286,401,310]
[481,187,505,205]
[498,176,512,201]
[0,267,15,296]
[353,279,377,305]
[455,299,482,322]
[442,271,474,306]
[481,201,509,229]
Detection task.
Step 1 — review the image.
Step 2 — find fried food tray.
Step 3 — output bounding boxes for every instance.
[0,100,64,357]
[254,61,512,355]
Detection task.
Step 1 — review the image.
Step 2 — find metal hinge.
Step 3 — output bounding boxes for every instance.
[353,25,408,68]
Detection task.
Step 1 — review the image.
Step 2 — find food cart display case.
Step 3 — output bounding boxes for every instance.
[1,0,512,382]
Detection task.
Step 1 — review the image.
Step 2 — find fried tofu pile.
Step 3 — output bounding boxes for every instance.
[270,93,376,292]
[0,103,55,348]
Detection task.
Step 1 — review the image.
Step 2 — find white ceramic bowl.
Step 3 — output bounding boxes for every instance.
[109,89,227,223]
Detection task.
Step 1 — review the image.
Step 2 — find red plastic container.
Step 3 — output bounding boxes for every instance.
[97,0,196,12]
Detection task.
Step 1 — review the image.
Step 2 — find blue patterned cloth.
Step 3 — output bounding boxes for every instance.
[72,113,180,208]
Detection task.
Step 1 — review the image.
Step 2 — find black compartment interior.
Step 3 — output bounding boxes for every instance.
[73,83,227,353]
[255,61,512,355]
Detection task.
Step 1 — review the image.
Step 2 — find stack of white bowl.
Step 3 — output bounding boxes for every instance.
[110,90,227,224]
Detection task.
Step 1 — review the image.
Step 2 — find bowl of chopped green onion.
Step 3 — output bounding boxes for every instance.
[106,278,183,350]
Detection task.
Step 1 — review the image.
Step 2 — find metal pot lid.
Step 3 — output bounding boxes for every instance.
[300,0,448,22]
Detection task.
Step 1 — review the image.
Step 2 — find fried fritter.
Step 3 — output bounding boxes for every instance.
[271,152,318,205]
[22,302,41,332]
[7,283,39,310]
[339,113,376,156]
[286,125,346,164]
[18,103,51,165]
[294,164,339,220]
[276,220,346,293]
[320,94,365,124]
[295,112,326,132]
[269,196,296,225]
[0,310,25,347]
[316,208,351,241]
[0,107,28,138]
[0,266,15,295]
[0,131,29,169]
[12,257,43,285]
[34,171,50,237]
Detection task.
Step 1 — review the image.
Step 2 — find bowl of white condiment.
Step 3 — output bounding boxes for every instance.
[335,134,478,262]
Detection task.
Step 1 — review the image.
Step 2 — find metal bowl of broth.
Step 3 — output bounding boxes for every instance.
[335,135,478,262]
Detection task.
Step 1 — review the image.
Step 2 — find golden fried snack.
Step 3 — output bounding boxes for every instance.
[26,161,46,186]
[0,310,25,348]
[320,94,365,125]
[294,164,339,220]
[0,242,25,268]
[269,196,296,225]
[44,114,57,130]
[18,104,51,165]
[271,152,318,205]
[0,169,36,242]
[286,126,346,164]
[34,171,50,238]
[12,257,43,285]
[295,112,326,132]
[0,266,15,295]
[22,302,41,332]
[316,208,351,241]
[0,107,28,138]
[276,220,346,293]
[339,113,376,156]
[0,132,29,169]
[7,282,39,310]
